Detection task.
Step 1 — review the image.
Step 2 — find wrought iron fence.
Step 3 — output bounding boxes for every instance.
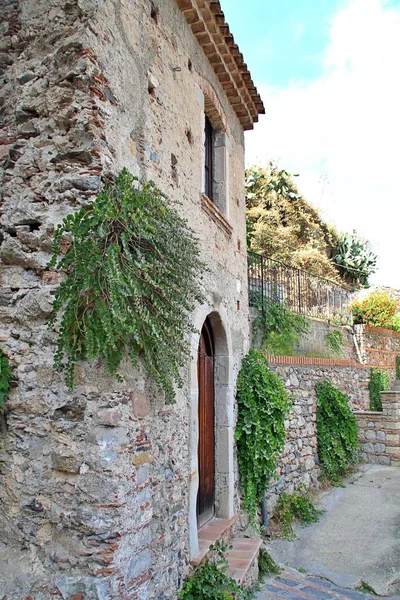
[248,251,353,324]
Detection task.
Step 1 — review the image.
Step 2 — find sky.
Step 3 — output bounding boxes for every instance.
[222,0,400,289]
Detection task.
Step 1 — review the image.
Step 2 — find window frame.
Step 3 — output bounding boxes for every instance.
[204,116,214,200]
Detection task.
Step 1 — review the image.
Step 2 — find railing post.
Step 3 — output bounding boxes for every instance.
[297,269,301,314]
[260,254,264,315]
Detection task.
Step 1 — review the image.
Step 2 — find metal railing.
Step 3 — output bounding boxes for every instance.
[248,251,353,324]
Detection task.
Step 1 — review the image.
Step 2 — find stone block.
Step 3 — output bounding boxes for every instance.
[130,391,149,418]
[364,430,376,440]
[374,443,386,453]
[52,449,82,474]
[362,443,374,453]
[127,549,151,583]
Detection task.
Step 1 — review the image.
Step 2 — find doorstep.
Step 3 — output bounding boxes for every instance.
[191,514,238,566]
[226,537,262,585]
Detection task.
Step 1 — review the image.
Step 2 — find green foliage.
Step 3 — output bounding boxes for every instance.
[396,356,400,380]
[316,381,359,482]
[325,330,343,357]
[275,489,324,539]
[49,169,204,399]
[178,542,252,600]
[333,232,377,288]
[369,369,389,412]
[235,349,291,520]
[351,290,399,330]
[0,350,11,413]
[245,164,342,283]
[252,295,309,356]
[258,548,281,577]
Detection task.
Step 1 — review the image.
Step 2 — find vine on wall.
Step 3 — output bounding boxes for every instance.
[369,369,389,412]
[396,356,400,380]
[316,381,359,483]
[252,294,309,356]
[0,350,11,413]
[235,348,291,520]
[325,330,343,357]
[49,169,205,399]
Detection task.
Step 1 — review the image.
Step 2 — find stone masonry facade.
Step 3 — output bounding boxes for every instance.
[355,388,400,467]
[0,1,263,598]
[264,358,371,510]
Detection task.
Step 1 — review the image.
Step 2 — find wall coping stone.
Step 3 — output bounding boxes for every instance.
[265,354,363,368]
[364,325,400,338]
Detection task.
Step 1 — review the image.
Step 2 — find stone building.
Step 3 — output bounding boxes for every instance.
[0,0,264,598]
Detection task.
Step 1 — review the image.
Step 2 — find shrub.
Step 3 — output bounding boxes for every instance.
[325,330,343,356]
[235,349,291,520]
[252,295,309,356]
[351,291,399,330]
[369,369,389,411]
[275,489,324,539]
[316,381,359,482]
[49,169,204,399]
[258,548,280,577]
[178,542,252,600]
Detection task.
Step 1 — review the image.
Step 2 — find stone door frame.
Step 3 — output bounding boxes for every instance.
[188,305,235,558]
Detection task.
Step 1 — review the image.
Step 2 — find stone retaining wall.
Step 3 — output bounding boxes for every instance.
[355,325,400,378]
[264,356,371,511]
[354,390,400,466]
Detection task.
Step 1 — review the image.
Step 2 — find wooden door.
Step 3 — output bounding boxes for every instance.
[197,319,215,527]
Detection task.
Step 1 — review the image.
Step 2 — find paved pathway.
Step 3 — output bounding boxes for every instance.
[257,464,400,598]
[257,568,400,600]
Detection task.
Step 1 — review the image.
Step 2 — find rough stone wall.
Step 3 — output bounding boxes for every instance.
[355,325,400,380]
[0,1,249,598]
[294,320,357,361]
[355,390,400,467]
[264,361,371,511]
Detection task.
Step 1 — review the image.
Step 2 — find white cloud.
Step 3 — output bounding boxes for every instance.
[246,0,400,288]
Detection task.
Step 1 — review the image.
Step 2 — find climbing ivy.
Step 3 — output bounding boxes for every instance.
[178,541,252,600]
[235,348,291,520]
[396,356,400,380]
[316,381,359,483]
[369,369,389,412]
[252,294,309,355]
[0,350,11,413]
[325,330,343,357]
[49,168,205,399]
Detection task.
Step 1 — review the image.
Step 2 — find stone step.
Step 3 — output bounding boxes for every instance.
[191,514,238,566]
[226,537,262,587]
[257,568,396,600]
[390,380,400,391]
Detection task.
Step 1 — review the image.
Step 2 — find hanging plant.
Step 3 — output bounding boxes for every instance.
[49,168,205,400]
[316,381,359,482]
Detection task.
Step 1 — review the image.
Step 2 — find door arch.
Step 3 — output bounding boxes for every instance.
[197,318,215,527]
[188,307,235,559]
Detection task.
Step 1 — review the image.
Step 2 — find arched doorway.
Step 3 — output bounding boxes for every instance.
[188,308,235,558]
[197,318,215,527]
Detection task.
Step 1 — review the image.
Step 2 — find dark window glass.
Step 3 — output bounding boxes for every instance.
[204,117,213,199]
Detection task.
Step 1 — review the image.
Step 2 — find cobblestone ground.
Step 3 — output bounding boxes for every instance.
[257,569,400,600]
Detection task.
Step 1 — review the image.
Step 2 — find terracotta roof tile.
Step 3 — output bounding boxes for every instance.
[176,0,265,129]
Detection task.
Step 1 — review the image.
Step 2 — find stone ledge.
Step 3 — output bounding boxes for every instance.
[266,354,363,368]
[200,193,233,237]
